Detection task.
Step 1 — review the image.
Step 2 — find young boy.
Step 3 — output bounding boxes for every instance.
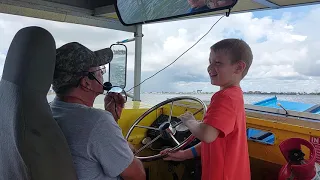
[161,38,253,180]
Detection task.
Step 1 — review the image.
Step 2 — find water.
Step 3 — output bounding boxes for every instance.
[47,93,320,106]
[137,94,320,105]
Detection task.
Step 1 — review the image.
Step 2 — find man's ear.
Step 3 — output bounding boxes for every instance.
[235,60,246,74]
[79,77,91,92]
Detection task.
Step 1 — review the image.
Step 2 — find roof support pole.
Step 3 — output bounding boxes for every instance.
[133,24,143,101]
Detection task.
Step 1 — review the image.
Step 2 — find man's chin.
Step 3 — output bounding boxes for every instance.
[95,90,104,96]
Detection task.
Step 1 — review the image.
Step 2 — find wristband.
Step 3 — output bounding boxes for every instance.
[191,146,198,158]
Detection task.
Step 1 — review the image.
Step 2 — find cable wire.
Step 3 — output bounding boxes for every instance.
[127,15,225,92]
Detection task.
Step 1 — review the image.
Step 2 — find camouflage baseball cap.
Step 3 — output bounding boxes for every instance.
[52,42,113,92]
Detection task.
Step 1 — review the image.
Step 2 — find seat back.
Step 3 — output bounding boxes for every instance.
[0,26,77,180]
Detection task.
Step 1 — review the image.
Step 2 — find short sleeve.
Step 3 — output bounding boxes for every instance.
[203,94,236,138]
[87,112,134,178]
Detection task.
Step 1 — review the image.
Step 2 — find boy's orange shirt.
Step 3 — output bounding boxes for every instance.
[201,86,250,180]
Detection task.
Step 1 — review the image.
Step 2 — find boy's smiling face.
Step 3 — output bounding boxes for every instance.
[207,50,245,89]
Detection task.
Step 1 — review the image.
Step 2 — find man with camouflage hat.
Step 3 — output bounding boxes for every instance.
[50,42,146,180]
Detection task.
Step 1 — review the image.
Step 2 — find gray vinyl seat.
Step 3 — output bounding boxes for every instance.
[0,26,78,180]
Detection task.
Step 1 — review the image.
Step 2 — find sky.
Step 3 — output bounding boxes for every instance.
[1,4,320,93]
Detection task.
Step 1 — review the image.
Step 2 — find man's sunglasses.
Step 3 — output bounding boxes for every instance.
[89,66,106,75]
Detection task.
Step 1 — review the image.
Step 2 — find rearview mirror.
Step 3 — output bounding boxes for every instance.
[115,0,238,25]
[109,44,127,89]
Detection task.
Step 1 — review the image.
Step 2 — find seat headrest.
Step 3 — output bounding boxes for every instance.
[1,26,55,93]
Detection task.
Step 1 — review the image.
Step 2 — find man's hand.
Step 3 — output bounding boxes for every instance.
[104,92,125,121]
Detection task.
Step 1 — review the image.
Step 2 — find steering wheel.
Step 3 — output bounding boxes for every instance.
[125,96,207,161]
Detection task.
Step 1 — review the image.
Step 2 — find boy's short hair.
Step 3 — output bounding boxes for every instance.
[210,38,253,78]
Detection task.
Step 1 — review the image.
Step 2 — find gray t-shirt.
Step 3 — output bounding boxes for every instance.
[50,99,134,180]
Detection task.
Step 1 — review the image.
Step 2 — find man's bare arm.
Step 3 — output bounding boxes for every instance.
[120,157,146,180]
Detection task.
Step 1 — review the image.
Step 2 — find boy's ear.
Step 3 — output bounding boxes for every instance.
[235,60,246,74]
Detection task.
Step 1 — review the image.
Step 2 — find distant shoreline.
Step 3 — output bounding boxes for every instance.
[138,92,320,95]
[243,92,320,95]
[47,91,320,96]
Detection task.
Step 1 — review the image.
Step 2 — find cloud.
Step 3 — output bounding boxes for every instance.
[1,4,320,93]
[137,5,320,91]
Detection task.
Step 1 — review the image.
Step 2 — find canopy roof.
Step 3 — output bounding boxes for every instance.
[0,0,319,32]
